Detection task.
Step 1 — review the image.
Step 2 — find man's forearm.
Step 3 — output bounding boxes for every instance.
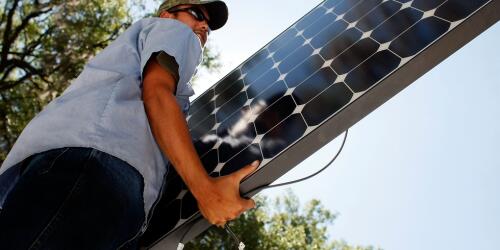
[143,88,212,198]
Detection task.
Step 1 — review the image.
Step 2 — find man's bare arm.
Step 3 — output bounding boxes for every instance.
[142,58,258,226]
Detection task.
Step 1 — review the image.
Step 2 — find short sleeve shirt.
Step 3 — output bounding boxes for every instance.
[0,18,203,215]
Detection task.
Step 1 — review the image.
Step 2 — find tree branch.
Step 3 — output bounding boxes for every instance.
[0,73,34,92]
[1,0,21,69]
[7,58,43,76]
[0,63,16,82]
[8,7,53,53]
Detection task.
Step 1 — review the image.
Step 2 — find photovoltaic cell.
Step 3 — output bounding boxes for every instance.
[435,0,490,22]
[371,8,423,44]
[356,1,402,32]
[390,17,451,58]
[344,0,383,23]
[303,12,337,39]
[250,80,288,115]
[213,69,240,95]
[218,122,256,163]
[261,114,307,159]
[188,89,213,115]
[345,50,401,92]
[292,67,337,105]
[254,95,297,134]
[142,0,497,247]
[302,82,353,126]
[220,144,263,176]
[247,69,281,99]
[311,19,348,49]
[285,54,325,87]
[331,37,379,74]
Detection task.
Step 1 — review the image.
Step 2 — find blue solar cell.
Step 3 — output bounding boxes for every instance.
[435,0,489,22]
[216,91,248,123]
[296,7,326,31]
[201,149,218,173]
[292,67,337,105]
[310,19,348,49]
[241,49,270,74]
[356,1,401,32]
[268,28,297,52]
[371,8,423,44]
[190,114,215,139]
[215,79,244,107]
[188,101,214,128]
[214,70,241,94]
[272,35,305,62]
[345,50,400,92]
[218,121,256,163]
[250,80,288,116]
[255,95,296,134]
[390,17,450,58]
[303,12,338,39]
[285,54,325,88]
[331,37,379,75]
[344,0,382,23]
[194,131,217,157]
[261,114,307,159]
[220,144,262,176]
[180,192,197,219]
[278,44,314,74]
[189,88,213,115]
[302,82,353,126]
[412,0,447,11]
[320,28,362,61]
[334,0,362,15]
[246,69,280,99]
[244,58,274,85]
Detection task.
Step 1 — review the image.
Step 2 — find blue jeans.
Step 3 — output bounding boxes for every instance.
[0,148,145,250]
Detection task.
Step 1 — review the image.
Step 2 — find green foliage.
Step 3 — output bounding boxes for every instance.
[0,0,131,162]
[186,191,381,250]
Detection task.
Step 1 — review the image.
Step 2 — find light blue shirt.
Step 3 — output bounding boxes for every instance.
[0,18,203,214]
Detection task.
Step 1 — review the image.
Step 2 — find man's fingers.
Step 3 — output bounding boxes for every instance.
[233,160,260,181]
[242,198,255,210]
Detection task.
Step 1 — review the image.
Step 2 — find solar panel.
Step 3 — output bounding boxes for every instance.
[141,0,499,248]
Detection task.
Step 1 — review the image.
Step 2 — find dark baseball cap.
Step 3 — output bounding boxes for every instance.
[157,0,228,30]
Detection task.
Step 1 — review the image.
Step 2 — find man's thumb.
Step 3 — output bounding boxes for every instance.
[235,160,259,181]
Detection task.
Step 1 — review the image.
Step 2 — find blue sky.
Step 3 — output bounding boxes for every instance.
[191,1,500,249]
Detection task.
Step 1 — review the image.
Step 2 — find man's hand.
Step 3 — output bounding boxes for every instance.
[194,160,259,227]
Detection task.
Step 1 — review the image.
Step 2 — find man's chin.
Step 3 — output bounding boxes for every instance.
[195,33,206,46]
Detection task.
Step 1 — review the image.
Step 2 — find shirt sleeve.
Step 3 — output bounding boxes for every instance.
[138,18,202,96]
[155,51,180,84]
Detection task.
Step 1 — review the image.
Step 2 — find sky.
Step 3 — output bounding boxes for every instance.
[186,1,500,249]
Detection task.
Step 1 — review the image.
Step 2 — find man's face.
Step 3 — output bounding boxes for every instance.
[159,4,210,46]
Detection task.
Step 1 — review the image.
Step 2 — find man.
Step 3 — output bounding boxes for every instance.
[0,0,258,249]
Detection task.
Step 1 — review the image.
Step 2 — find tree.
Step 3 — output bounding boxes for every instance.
[186,190,381,250]
[0,0,221,163]
[0,0,131,161]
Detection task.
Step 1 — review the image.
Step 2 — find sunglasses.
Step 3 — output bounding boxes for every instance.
[168,6,209,23]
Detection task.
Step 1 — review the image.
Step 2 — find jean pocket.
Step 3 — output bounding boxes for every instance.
[21,148,71,176]
[39,148,71,175]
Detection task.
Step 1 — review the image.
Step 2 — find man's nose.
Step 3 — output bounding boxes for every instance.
[198,21,210,36]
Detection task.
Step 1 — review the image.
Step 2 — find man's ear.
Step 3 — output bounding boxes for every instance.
[159,11,173,18]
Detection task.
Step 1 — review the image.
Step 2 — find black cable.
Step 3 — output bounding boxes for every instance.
[178,218,197,249]
[243,129,349,197]
[177,129,349,249]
